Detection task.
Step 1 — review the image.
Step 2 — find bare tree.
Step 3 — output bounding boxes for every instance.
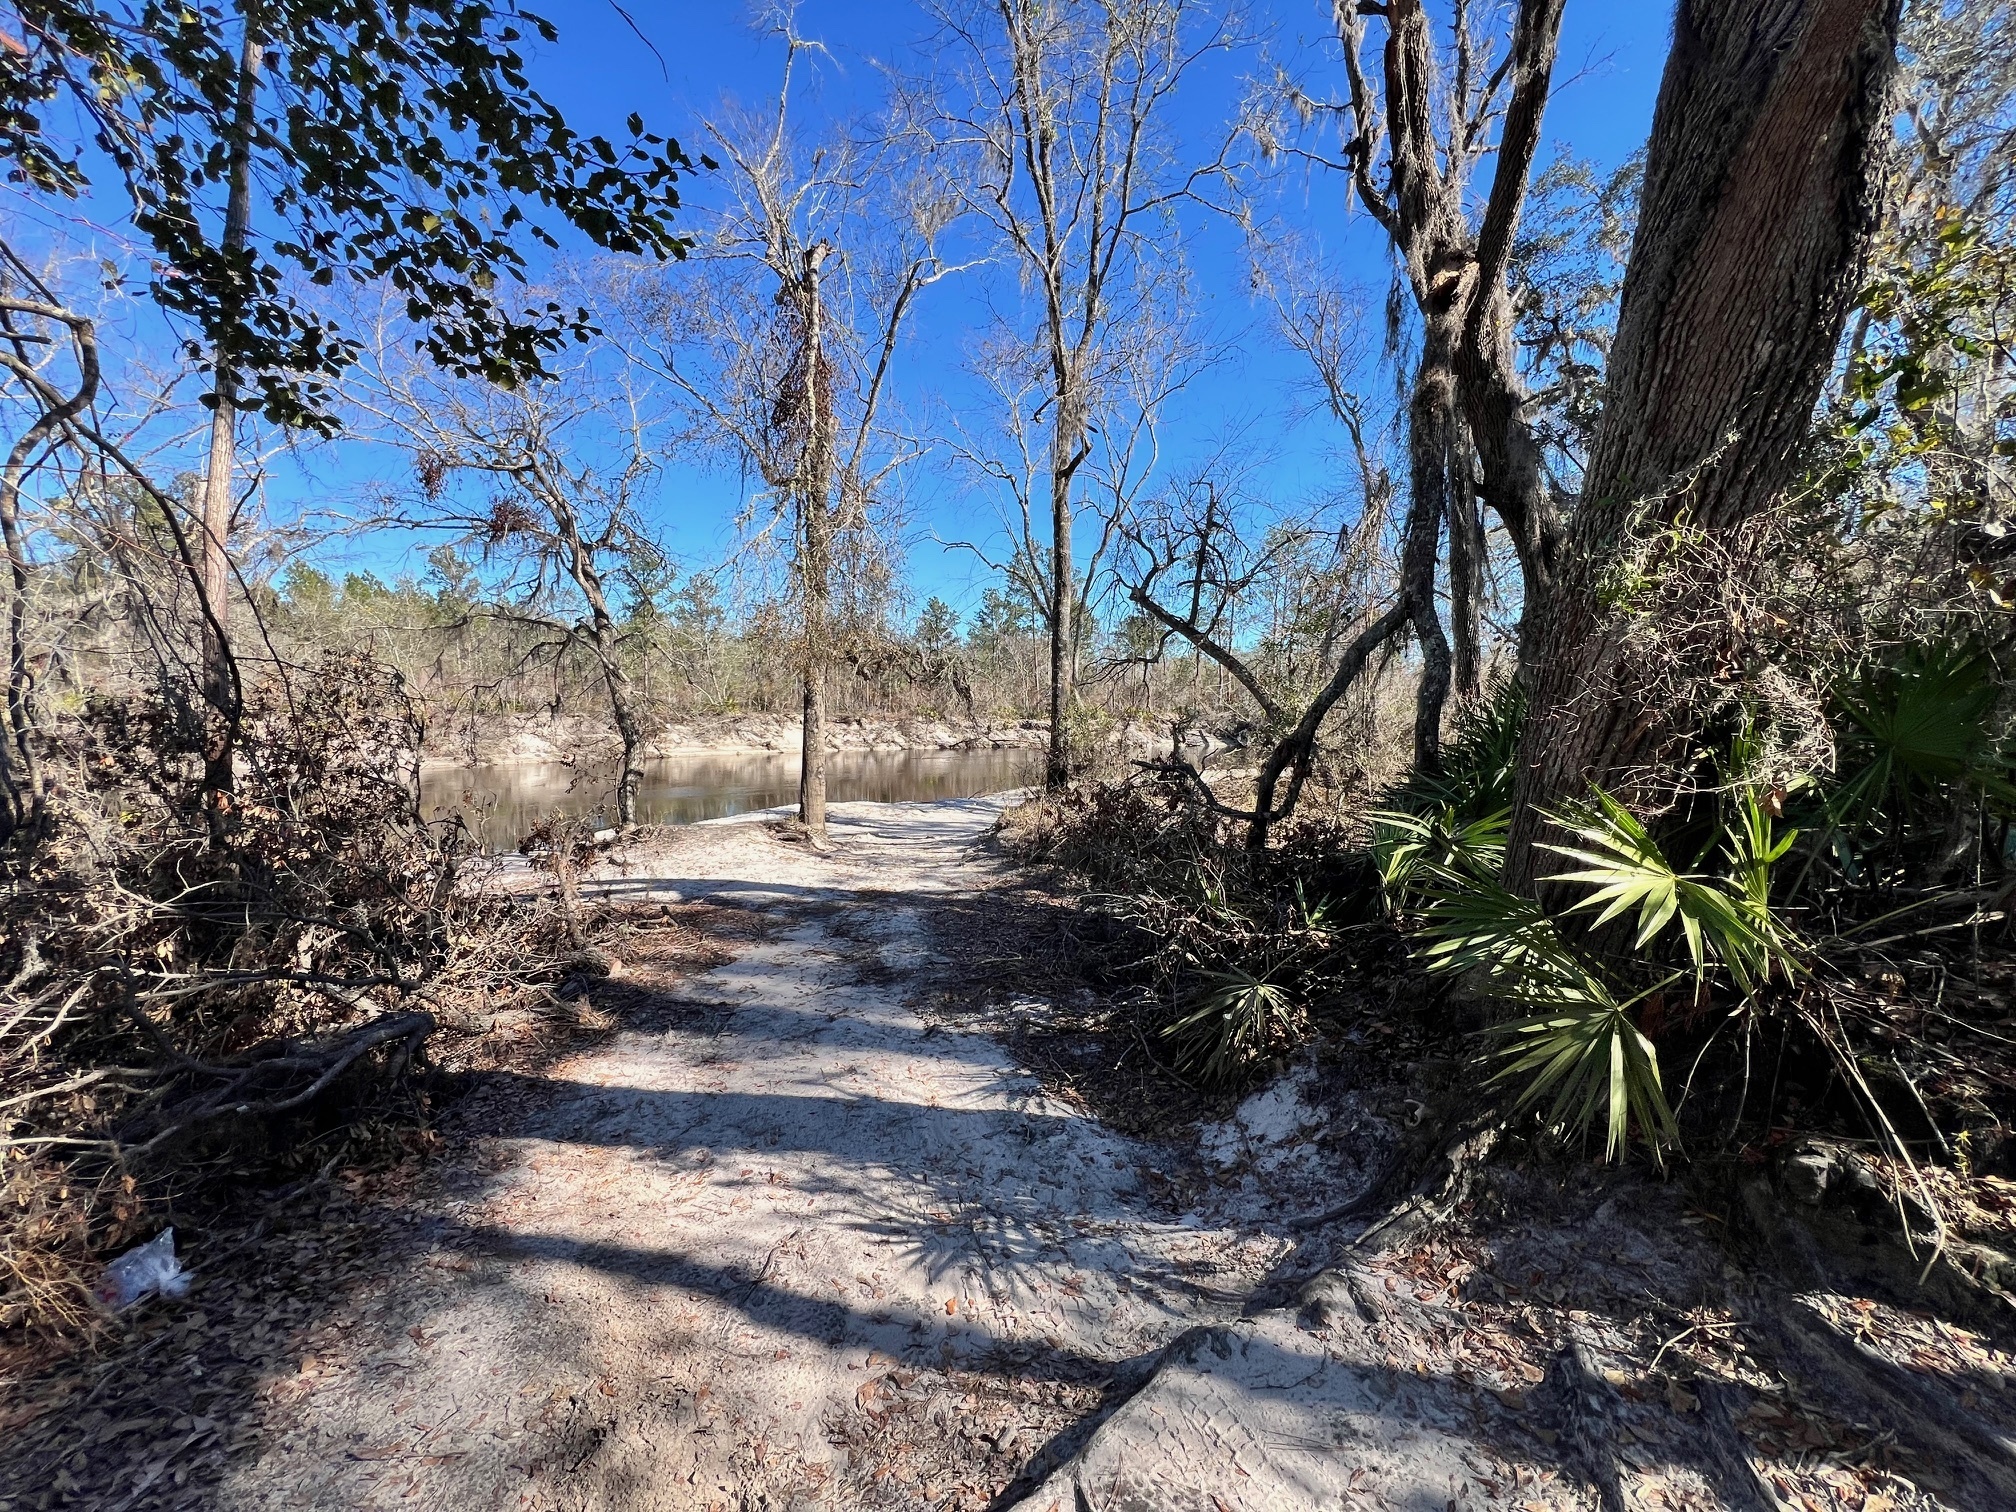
[1121,379,1400,847]
[195,11,262,832]
[910,0,1239,788]
[629,27,963,846]
[0,247,247,849]
[0,290,99,843]
[357,342,668,828]
[946,297,1201,736]
[1504,0,1904,889]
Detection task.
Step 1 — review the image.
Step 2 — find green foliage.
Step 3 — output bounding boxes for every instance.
[1386,676,1525,823]
[1483,986,1679,1163]
[1368,677,1522,904]
[1368,804,1507,905]
[1845,210,2015,450]
[1408,865,1679,1161]
[1543,787,1796,993]
[1,0,702,429]
[1379,754,1807,1159]
[966,585,1040,653]
[1161,967,1302,1090]
[1829,642,2016,852]
[915,597,961,655]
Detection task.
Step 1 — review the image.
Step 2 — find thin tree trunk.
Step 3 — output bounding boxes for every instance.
[1246,601,1412,848]
[1447,412,1484,704]
[797,244,834,843]
[559,544,646,829]
[799,504,831,838]
[587,598,643,831]
[0,304,99,845]
[1405,327,1457,774]
[198,10,261,839]
[1455,0,1567,653]
[1045,399,1077,791]
[1505,0,1903,891]
[596,637,644,828]
[1337,0,1566,679]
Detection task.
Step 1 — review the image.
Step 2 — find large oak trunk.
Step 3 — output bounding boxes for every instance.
[1504,0,1902,891]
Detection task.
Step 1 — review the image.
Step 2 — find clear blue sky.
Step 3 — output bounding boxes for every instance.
[307,0,1678,624]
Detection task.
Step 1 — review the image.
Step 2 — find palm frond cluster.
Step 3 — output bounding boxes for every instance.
[1371,652,2013,1160]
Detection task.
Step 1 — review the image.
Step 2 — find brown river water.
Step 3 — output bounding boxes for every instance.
[420,746,1042,849]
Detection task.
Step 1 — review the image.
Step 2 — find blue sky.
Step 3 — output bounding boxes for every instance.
[58,1,1682,626]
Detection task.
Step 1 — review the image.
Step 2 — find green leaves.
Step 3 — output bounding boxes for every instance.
[1409,864,1679,1162]
[1161,967,1302,1090]
[1378,761,1815,1162]
[1484,985,1679,1164]
[1541,788,1795,993]
[1368,804,1508,906]
[2,0,704,430]
[1831,644,2016,843]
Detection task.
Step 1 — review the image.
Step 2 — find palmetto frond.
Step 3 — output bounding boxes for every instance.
[1412,863,1678,1161]
[1541,788,1796,992]
[1368,805,1509,907]
[1161,967,1301,1089]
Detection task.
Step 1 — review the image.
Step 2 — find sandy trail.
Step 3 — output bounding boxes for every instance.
[216,797,1361,1510]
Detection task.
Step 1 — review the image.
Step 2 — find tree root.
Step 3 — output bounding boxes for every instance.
[1764,1298,2016,1507]
[1297,1118,1501,1328]
[1348,1119,1501,1257]
[1694,1380,1794,1512]
[1550,1329,1627,1512]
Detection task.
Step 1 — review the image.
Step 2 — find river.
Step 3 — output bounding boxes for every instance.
[420,746,1043,849]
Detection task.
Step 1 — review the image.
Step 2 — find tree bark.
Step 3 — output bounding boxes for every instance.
[198,10,261,841]
[1247,602,1412,848]
[591,628,644,828]
[797,243,835,843]
[1405,329,1457,773]
[542,499,645,830]
[1453,0,1567,649]
[1504,0,1903,891]
[1447,411,1485,705]
[1335,0,1566,728]
[1044,382,1083,791]
[0,301,99,846]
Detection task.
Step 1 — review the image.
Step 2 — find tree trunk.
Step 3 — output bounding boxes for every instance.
[1405,323,1458,774]
[799,504,831,839]
[1505,0,1902,890]
[198,11,261,841]
[1447,412,1485,704]
[1045,398,1078,791]
[1458,273,1560,655]
[1246,601,1411,848]
[1454,0,1568,653]
[797,244,835,843]
[597,637,644,828]
[0,304,98,846]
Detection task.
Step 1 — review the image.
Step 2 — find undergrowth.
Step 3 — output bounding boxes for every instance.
[0,654,600,1340]
[1008,644,2016,1217]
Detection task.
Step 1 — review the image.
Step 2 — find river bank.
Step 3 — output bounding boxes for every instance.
[418,711,1233,767]
[419,712,1051,767]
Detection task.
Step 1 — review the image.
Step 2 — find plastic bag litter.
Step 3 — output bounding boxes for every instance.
[93,1228,190,1310]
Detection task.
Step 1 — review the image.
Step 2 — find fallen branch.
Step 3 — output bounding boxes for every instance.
[119,1011,437,1156]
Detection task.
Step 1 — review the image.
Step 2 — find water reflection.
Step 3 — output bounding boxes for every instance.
[421,746,1042,849]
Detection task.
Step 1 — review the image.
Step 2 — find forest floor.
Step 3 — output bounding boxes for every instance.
[5,797,2016,1509]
